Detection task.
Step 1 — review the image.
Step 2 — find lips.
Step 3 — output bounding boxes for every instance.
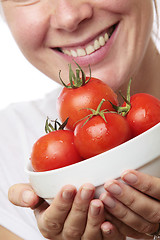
[54,23,118,57]
[51,22,119,66]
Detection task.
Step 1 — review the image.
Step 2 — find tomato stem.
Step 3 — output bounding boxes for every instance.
[96,98,106,113]
[109,79,132,117]
[45,117,69,133]
[118,79,132,116]
[74,99,110,128]
[59,60,91,89]
[45,117,55,133]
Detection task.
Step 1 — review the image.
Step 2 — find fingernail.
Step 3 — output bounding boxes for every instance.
[122,171,138,184]
[104,181,122,195]
[101,222,112,234]
[100,193,116,208]
[102,227,111,234]
[90,201,101,216]
[62,189,74,200]
[22,190,35,204]
[81,186,94,200]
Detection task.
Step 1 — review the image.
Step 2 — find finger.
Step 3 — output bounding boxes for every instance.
[104,211,152,239]
[104,179,160,223]
[100,191,158,235]
[8,183,40,208]
[63,183,95,240]
[101,221,125,240]
[35,184,77,239]
[121,169,160,200]
[82,199,105,240]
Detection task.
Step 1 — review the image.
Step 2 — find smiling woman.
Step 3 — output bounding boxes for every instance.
[0,2,159,111]
[0,1,160,240]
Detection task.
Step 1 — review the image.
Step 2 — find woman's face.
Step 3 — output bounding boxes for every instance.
[2,0,153,90]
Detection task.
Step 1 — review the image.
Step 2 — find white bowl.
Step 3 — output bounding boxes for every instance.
[26,123,160,205]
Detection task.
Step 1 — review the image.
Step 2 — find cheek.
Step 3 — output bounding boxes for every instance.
[4,8,49,52]
[93,0,134,13]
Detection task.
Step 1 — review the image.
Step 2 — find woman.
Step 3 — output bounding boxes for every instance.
[0,0,160,239]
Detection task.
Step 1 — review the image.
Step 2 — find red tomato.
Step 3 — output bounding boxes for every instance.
[123,93,160,137]
[31,130,83,172]
[57,77,118,131]
[74,113,131,159]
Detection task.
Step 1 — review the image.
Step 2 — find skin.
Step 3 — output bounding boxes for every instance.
[1,0,160,239]
[2,0,159,94]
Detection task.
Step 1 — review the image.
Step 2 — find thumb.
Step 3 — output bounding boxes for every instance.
[8,183,41,208]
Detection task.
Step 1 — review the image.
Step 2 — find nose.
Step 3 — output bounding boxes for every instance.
[50,1,93,32]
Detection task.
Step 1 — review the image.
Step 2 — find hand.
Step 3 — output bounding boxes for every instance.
[100,170,160,239]
[8,183,125,240]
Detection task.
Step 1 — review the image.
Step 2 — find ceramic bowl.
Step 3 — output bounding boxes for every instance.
[26,122,160,204]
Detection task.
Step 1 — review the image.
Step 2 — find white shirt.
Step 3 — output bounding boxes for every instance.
[0,86,62,239]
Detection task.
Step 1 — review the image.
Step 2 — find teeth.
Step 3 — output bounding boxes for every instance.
[86,45,95,55]
[70,50,77,57]
[99,36,105,46]
[104,33,109,42]
[94,39,100,50]
[63,49,71,56]
[62,28,113,57]
[77,48,86,57]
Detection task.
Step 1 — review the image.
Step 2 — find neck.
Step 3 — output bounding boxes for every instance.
[119,38,160,103]
[133,38,160,99]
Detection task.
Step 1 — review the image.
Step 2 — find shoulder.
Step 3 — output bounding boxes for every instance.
[0,85,62,131]
[0,86,62,162]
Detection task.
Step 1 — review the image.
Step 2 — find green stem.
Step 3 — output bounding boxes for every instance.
[75,98,108,128]
[96,99,106,114]
[59,61,91,89]
[127,78,132,102]
[45,117,69,133]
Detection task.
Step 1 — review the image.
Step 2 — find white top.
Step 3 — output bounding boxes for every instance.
[0,86,62,239]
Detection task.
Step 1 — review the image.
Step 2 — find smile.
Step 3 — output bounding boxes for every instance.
[55,24,117,58]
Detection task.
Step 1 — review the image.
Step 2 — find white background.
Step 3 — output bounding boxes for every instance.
[0,4,160,110]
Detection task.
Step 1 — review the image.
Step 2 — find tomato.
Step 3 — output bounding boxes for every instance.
[57,63,118,131]
[112,80,160,137]
[74,112,131,159]
[31,119,82,172]
[122,93,160,137]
